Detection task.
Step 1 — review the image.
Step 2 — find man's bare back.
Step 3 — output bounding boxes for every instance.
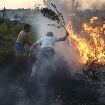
[16,30,29,46]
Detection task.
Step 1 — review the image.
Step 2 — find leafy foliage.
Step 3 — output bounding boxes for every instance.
[0,21,35,60]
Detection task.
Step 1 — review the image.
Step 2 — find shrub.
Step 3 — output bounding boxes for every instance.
[0,23,9,36]
[14,23,24,35]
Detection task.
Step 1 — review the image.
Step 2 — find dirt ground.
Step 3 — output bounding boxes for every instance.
[0,57,105,105]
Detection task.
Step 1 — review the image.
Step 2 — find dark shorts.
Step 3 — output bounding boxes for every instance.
[35,47,55,67]
[15,42,25,54]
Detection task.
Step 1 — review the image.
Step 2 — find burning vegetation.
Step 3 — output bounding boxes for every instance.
[66,16,105,65]
[40,3,105,104]
[0,1,105,105]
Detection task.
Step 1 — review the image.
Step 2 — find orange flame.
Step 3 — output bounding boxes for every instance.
[90,17,98,24]
[66,17,105,64]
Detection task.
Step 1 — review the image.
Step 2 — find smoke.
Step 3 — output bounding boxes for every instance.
[77,0,105,10]
[29,0,105,80]
[26,0,105,104]
[28,2,84,103]
[0,1,104,105]
[34,0,105,68]
[31,1,82,71]
[47,0,105,10]
[0,58,102,105]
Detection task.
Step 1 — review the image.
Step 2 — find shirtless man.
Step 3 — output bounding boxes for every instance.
[29,31,69,77]
[15,24,31,55]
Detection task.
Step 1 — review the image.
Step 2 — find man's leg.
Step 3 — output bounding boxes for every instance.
[31,48,45,77]
[31,64,37,77]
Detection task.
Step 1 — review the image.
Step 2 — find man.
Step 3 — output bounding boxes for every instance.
[29,31,69,77]
[15,24,31,55]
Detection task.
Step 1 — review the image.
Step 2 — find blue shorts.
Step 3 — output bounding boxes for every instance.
[15,42,25,54]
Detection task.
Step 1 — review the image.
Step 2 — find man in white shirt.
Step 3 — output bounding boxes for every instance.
[29,31,69,77]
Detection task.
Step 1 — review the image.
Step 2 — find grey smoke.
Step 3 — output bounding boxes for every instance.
[14,0,104,105]
[46,0,105,10]
[77,0,105,10]
[0,1,104,105]
[30,1,81,71]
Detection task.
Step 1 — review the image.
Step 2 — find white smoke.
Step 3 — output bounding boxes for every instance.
[77,0,105,10]
[30,0,83,72]
[30,0,104,72]
[47,0,105,10]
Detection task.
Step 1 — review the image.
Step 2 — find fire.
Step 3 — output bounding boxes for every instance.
[66,17,105,65]
[90,17,98,24]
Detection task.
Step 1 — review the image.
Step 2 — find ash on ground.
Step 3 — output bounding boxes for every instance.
[0,56,105,105]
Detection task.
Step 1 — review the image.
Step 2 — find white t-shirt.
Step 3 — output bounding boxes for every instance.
[37,36,60,48]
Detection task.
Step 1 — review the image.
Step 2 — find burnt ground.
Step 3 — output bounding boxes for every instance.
[0,56,105,105]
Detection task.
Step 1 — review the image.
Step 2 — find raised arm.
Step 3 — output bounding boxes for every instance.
[59,31,69,41]
[29,42,38,57]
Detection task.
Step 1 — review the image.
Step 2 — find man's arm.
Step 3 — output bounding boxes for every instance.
[26,34,31,47]
[59,31,69,41]
[29,42,38,57]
